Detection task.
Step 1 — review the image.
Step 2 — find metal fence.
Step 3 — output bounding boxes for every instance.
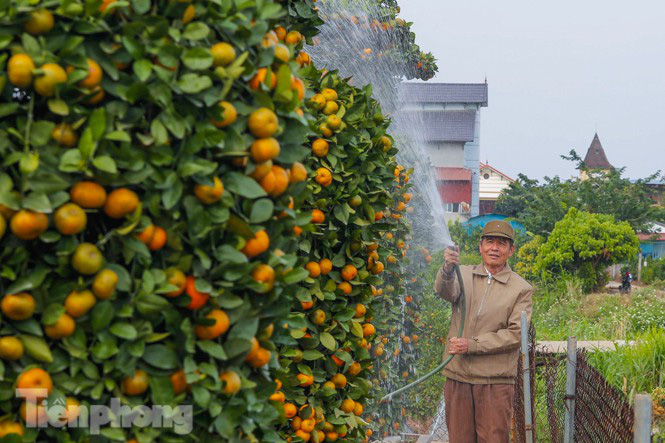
[574,350,634,442]
[519,350,634,442]
[513,336,635,442]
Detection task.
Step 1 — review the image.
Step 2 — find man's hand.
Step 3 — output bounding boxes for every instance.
[448,337,468,354]
[443,246,460,274]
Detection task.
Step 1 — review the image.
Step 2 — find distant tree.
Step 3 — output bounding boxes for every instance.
[496,152,665,236]
[535,208,640,292]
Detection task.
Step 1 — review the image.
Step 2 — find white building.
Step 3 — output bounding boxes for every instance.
[479,163,514,214]
[398,82,489,218]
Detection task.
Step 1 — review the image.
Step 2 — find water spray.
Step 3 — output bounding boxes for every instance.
[380,258,466,403]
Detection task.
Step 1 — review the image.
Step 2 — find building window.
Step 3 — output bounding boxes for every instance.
[483,173,490,179]
[444,203,460,213]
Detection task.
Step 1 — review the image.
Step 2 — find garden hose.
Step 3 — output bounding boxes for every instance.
[380,264,466,403]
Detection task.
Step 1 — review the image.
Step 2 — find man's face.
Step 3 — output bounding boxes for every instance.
[479,236,514,269]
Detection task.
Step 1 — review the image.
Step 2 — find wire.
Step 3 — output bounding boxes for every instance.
[380,264,466,403]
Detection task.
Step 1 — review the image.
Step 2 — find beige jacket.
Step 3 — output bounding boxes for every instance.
[434,264,533,384]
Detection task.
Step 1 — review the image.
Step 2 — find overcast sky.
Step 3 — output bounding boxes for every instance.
[400,0,665,181]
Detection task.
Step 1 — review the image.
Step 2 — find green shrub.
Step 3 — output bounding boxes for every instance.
[536,208,640,292]
[642,257,665,284]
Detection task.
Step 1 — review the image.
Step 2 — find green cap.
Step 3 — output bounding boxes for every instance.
[481,220,514,241]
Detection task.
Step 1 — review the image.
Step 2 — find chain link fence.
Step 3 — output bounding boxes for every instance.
[515,344,634,442]
[574,350,634,442]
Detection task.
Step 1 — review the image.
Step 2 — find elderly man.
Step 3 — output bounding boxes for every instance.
[435,220,533,443]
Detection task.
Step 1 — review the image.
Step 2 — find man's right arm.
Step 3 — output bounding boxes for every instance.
[434,264,461,304]
[435,246,462,303]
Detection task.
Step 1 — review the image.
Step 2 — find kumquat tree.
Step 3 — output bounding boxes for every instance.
[0,0,436,441]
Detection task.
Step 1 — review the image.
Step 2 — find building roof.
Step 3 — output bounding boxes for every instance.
[638,233,665,242]
[435,167,471,181]
[582,133,612,169]
[480,163,514,181]
[399,110,476,142]
[398,82,488,105]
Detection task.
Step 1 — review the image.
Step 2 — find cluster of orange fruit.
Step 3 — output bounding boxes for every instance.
[281,403,365,443]
[309,87,346,188]
[7,10,105,111]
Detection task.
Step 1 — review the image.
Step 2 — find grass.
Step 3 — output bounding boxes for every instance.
[532,278,665,341]
[531,279,665,438]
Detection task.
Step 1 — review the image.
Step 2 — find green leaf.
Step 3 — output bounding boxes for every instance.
[47,99,69,116]
[42,304,65,326]
[159,110,186,139]
[135,294,172,315]
[283,268,310,284]
[109,323,138,340]
[275,64,292,98]
[319,332,337,351]
[162,179,183,210]
[59,149,83,172]
[133,58,153,82]
[351,322,364,338]
[88,107,106,141]
[224,172,267,199]
[196,341,227,360]
[23,192,52,213]
[302,350,324,361]
[131,0,150,14]
[192,385,211,407]
[92,156,118,173]
[150,119,168,145]
[334,204,350,224]
[249,199,274,223]
[30,121,56,148]
[215,245,248,265]
[0,103,19,118]
[259,2,285,19]
[5,266,49,294]
[142,344,179,369]
[91,301,114,333]
[19,335,53,363]
[150,376,174,406]
[217,294,244,309]
[182,48,213,70]
[77,128,96,161]
[183,22,210,40]
[177,73,212,94]
[105,130,131,142]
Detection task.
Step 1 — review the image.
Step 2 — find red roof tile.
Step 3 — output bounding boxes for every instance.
[638,233,665,242]
[582,133,612,169]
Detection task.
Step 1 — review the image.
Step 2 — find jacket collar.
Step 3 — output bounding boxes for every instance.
[472,263,512,284]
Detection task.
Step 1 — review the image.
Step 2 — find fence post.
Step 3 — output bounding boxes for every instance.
[563,336,577,443]
[634,394,652,442]
[520,311,533,443]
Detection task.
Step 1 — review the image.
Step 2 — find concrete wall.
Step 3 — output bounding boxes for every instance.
[427,142,465,167]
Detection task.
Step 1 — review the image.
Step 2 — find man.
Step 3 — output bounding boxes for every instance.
[435,220,532,443]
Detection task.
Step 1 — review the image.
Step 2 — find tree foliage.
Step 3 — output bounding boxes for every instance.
[496,161,665,237]
[535,208,640,292]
